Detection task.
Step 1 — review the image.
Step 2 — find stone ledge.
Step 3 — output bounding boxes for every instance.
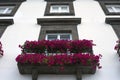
[37,18,81,25]
[0,19,14,26]
[0,0,26,2]
[105,18,120,25]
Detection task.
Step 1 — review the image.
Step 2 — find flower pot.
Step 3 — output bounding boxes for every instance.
[17,63,96,80]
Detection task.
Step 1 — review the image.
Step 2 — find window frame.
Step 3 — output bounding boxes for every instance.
[0,3,21,16]
[50,5,69,13]
[99,1,120,15]
[46,33,72,40]
[44,2,75,16]
[37,18,81,40]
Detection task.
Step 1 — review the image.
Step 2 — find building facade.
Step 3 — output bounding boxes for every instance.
[0,0,120,80]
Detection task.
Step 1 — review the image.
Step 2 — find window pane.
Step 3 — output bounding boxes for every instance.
[106,5,120,13]
[50,5,69,13]
[47,35,57,40]
[106,7,114,12]
[61,6,68,10]
[0,6,14,14]
[52,6,59,10]
[50,5,59,13]
[0,8,6,14]
[115,7,120,12]
[60,5,69,13]
[6,8,13,14]
[60,34,70,40]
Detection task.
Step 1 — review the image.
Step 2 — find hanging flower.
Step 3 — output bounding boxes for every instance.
[114,40,120,51]
[0,42,3,56]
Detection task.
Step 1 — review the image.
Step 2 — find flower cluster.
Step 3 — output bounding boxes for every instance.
[0,42,3,56]
[114,40,120,51]
[19,39,95,53]
[16,53,102,69]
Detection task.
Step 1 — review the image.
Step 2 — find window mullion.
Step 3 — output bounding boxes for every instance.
[70,34,72,40]
[58,6,61,13]
[58,34,60,40]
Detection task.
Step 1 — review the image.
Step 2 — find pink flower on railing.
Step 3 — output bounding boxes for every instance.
[70,39,95,53]
[16,53,102,69]
[0,42,3,56]
[114,40,120,51]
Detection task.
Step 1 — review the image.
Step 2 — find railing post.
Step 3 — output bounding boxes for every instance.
[67,49,70,54]
[76,70,82,80]
[32,69,38,80]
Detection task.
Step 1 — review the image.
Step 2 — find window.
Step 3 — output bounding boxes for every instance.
[50,5,69,13]
[44,2,75,16]
[106,5,120,13]
[46,33,72,40]
[98,1,120,15]
[37,18,81,40]
[0,3,21,16]
[0,6,14,14]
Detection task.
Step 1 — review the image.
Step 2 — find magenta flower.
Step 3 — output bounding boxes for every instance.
[19,40,95,54]
[0,42,3,56]
[16,53,102,69]
[114,40,120,51]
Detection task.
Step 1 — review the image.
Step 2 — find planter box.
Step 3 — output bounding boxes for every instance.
[17,63,96,80]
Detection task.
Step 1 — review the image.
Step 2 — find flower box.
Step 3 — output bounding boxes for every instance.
[17,63,96,80]
[16,53,101,80]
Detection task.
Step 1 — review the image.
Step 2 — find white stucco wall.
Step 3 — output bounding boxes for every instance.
[0,0,120,80]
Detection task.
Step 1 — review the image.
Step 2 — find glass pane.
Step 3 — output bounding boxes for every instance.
[50,5,59,13]
[50,5,69,13]
[0,8,6,14]
[47,35,57,40]
[61,6,68,10]
[107,7,114,12]
[52,6,59,10]
[6,8,13,14]
[60,5,69,13]
[115,7,120,12]
[60,34,70,40]
[0,6,14,14]
[106,5,120,13]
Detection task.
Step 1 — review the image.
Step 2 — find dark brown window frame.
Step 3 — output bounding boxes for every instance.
[0,3,21,16]
[44,2,75,16]
[99,1,120,15]
[37,18,81,40]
